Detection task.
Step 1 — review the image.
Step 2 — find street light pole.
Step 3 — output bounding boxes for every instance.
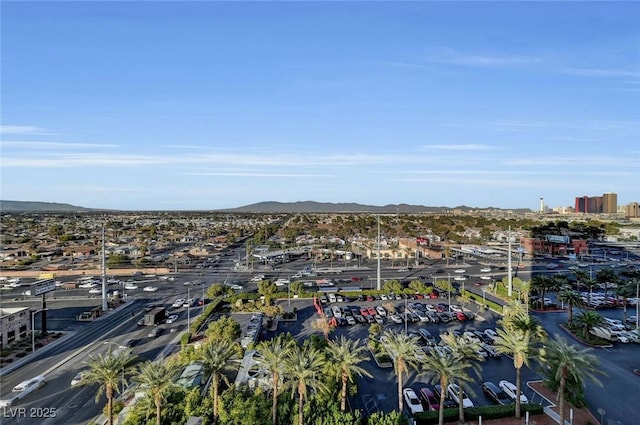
[288,280,291,307]
[31,308,49,354]
[187,287,191,326]
[448,274,451,311]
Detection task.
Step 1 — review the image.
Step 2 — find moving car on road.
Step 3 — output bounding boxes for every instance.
[143,286,158,292]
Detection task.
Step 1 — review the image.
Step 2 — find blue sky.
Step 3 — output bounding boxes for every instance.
[1,1,639,211]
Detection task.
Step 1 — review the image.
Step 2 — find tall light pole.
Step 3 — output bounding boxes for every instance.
[448,274,451,311]
[31,308,49,354]
[288,280,291,307]
[187,287,191,326]
[636,282,639,329]
[103,341,126,394]
[101,224,108,312]
[507,226,513,297]
[376,215,381,291]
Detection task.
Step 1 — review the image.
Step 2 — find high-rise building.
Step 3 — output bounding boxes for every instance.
[603,192,617,214]
[574,195,603,213]
[626,202,639,218]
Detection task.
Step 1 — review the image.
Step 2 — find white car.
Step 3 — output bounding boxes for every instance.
[447,383,474,408]
[124,284,138,290]
[88,288,102,294]
[79,282,98,289]
[403,388,424,415]
[172,299,186,308]
[499,380,528,403]
[454,276,466,281]
[1,376,47,407]
[480,267,492,273]
[389,314,403,324]
[71,372,87,387]
[166,314,179,324]
[376,306,387,317]
[480,276,492,280]
[143,286,158,292]
[454,269,466,273]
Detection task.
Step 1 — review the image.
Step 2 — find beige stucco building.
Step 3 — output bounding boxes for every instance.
[0,307,30,350]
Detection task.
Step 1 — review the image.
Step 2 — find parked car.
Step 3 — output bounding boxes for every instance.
[447,383,474,408]
[419,386,440,411]
[499,380,528,403]
[403,388,424,415]
[482,381,511,405]
[433,384,458,408]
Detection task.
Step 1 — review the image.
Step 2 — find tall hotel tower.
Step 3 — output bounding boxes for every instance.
[603,192,618,214]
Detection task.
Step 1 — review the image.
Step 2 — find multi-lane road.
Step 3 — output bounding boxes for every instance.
[1,244,638,425]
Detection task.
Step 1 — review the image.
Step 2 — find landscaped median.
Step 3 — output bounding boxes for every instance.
[413,403,544,424]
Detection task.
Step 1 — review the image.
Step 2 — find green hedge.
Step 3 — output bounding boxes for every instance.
[464,290,505,314]
[189,297,223,334]
[414,403,543,424]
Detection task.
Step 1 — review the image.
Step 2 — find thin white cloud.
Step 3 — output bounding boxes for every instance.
[562,68,640,79]
[427,50,541,68]
[0,125,55,136]
[1,141,118,149]
[185,171,331,178]
[419,144,499,151]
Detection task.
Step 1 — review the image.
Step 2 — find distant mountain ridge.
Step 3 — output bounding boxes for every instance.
[0,200,93,212]
[221,201,531,214]
[0,199,532,213]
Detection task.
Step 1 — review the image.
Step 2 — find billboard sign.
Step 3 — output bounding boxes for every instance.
[30,278,57,296]
[546,235,570,244]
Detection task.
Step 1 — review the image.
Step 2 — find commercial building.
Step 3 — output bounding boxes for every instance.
[625,202,639,219]
[574,192,617,214]
[0,307,30,350]
[603,192,617,214]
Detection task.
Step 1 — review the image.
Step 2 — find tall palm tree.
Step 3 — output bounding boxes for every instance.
[132,361,181,425]
[557,290,583,324]
[285,342,327,425]
[493,328,538,418]
[379,330,420,413]
[420,348,470,425]
[81,348,134,425]
[441,334,483,424]
[198,341,240,423]
[255,335,296,425]
[575,310,606,342]
[326,336,373,411]
[544,335,603,425]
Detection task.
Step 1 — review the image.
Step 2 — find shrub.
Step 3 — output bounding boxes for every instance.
[414,403,544,424]
[0,350,10,357]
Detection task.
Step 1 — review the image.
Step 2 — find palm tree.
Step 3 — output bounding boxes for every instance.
[493,327,539,418]
[544,335,603,425]
[575,310,606,342]
[132,361,180,425]
[379,330,420,412]
[557,290,583,324]
[198,341,240,423]
[255,335,296,425]
[441,334,483,424]
[420,348,470,425]
[81,348,134,425]
[285,342,327,425]
[326,336,373,411]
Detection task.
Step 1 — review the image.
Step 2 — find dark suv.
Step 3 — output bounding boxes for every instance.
[482,381,511,405]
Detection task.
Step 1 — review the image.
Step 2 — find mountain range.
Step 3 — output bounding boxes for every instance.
[0,200,532,213]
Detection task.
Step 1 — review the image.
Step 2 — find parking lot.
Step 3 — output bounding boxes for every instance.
[259,296,544,418]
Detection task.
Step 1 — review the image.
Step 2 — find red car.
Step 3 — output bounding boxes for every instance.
[367,307,377,316]
[360,308,370,316]
[414,293,425,299]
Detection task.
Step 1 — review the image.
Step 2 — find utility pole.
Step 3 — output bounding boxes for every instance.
[507,226,513,298]
[376,215,381,291]
[101,224,108,312]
